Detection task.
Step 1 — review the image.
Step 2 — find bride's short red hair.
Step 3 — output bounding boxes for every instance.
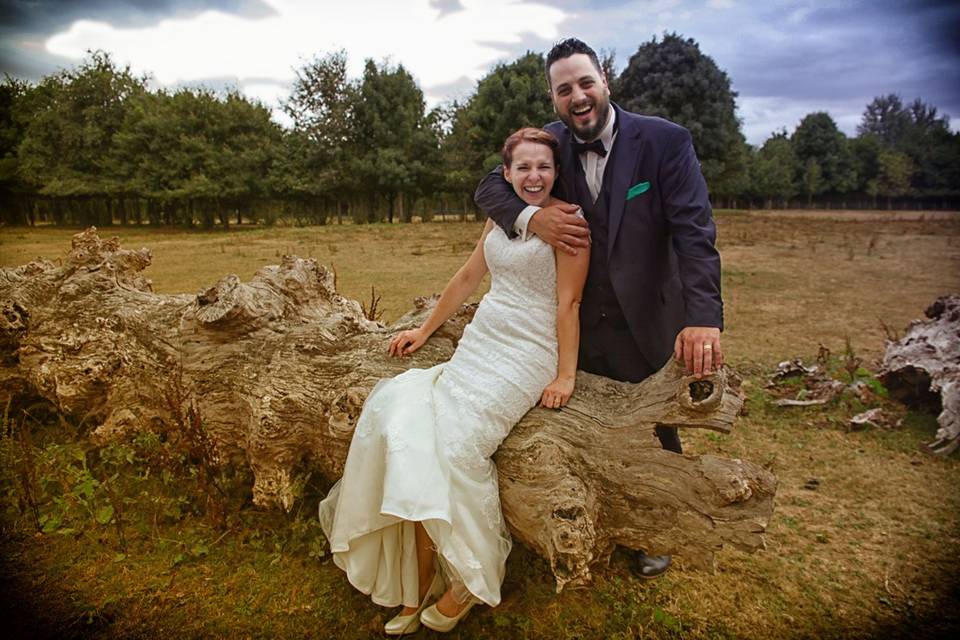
[501,128,560,168]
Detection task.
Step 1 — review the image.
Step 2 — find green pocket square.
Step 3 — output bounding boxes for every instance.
[627,181,650,200]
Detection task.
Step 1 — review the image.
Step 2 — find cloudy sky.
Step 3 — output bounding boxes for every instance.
[1,0,958,144]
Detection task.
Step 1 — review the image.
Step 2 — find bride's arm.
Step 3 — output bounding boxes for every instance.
[540,242,590,407]
[389,219,495,357]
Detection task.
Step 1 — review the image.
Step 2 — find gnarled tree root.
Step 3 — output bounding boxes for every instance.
[880,295,960,456]
[0,227,777,590]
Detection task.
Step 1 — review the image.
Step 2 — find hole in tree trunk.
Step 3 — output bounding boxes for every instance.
[689,379,714,402]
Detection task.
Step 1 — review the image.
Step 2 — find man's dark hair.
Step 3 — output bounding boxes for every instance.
[545,38,603,87]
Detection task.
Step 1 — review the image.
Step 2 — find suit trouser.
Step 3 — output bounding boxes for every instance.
[578,322,683,454]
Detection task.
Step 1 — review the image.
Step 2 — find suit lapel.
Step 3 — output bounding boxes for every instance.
[606,105,641,263]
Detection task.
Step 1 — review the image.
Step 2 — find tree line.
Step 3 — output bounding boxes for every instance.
[1,34,958,227]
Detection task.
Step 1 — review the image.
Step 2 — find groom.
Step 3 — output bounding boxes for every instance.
[474,38,724,578]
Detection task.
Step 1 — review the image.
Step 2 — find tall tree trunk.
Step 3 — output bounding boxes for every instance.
[116,198,128,226]
[97,198,111,227]
[219,199,230,230]
[200,199,214,230]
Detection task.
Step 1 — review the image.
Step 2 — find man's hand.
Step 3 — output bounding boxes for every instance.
[528,204,590,255]
[674,326,723,379]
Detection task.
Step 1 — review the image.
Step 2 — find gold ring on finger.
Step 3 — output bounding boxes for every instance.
[703,344,713,350]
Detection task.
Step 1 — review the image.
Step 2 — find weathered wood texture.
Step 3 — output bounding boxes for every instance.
[880,295,960,456]
[0,228,776,589]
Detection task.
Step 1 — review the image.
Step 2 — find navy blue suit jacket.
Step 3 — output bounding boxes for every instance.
[474,104,723,370]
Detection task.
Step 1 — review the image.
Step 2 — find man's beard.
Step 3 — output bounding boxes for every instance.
[564,99,611,142]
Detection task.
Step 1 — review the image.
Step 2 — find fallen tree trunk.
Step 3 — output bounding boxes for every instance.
[880,295,960,456]
[0,228,776,589]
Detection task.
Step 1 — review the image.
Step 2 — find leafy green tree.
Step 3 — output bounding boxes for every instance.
[857,94,911,145]
[850,133,883,202]
[350,59,438,223]
[281,50,357,218]
[896,99,958,198]
[434,100,478,218]
[0,76,35,224]
[285,50,354,149]
[791,112,857,202]
[915,128,960,201]
[411,103,448,219]
[215,91,283,224]
[801,158,824,206]
[855,95,959,202]
[907,98,945,131]
[712,138,753,208]
[18,51,146,224]
[599,48,620,102]
[268,129,330,224]
[616,33,745,193]
[449,52,553,176]
[751,131,798,208]
[870,149,913,209]
[112,87,281,227]
[108,90,168,222]
[832,141,860,206]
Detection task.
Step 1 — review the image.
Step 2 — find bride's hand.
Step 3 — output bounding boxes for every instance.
[388,328,428,357]
[540,376,575,409]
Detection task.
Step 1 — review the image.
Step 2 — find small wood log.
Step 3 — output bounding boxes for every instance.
[880,295,960,456]
[0,228,776,589]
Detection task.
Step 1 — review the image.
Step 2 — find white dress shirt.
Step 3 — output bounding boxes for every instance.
[514,107,618,240]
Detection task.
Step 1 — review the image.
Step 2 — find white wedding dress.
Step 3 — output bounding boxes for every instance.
[319,225,557,608]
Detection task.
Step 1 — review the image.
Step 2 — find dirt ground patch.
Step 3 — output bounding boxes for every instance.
[1,212,959,639]
[4,211,957,367]
[747,209,959,222]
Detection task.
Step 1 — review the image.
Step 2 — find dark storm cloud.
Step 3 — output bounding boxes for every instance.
[0,0,275,80]
[0,0,956,142]
[0,0,275,33]
[800,0,960,58]
[533,0,960,140]
[707,0,960,136]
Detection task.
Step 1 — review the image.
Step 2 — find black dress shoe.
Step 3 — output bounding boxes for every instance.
[634,552,671,579]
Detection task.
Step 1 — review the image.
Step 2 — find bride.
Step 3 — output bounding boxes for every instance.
[319,127,589,634]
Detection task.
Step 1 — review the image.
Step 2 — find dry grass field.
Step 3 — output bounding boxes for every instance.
[1,210,959,639]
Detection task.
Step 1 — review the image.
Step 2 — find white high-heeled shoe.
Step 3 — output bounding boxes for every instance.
[419,598,476,633]
[383,570,445,636]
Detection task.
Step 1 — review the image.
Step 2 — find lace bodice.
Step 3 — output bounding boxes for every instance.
[481,225,557,316]
[437,226,559,452]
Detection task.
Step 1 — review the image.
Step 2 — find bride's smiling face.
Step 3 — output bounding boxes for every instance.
[503,142,556,207]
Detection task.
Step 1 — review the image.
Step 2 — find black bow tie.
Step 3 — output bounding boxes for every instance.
[572,138,607,157]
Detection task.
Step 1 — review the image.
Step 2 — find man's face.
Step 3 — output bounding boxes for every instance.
[548,53,611,142]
